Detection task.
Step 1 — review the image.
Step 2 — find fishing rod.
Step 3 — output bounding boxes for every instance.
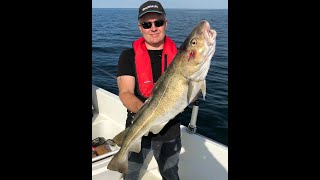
[92,64,117,80]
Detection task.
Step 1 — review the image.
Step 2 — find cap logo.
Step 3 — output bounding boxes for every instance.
[142,5,158,11]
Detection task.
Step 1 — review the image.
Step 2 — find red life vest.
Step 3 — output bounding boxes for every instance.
[132,36,178,98]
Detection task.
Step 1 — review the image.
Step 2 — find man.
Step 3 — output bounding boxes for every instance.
[116,1,181,180]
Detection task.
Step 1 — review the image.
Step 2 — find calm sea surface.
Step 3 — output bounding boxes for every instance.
[92,8,228,146]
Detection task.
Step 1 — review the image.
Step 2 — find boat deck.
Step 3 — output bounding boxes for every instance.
[92,85,228,180]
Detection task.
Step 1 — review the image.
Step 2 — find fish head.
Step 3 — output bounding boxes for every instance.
[178,20,217,81]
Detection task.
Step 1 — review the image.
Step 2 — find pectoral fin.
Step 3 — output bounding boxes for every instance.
[201,79,206,100]
[187,80,206,103]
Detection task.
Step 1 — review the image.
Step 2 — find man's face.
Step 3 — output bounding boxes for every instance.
[138,12,167,49]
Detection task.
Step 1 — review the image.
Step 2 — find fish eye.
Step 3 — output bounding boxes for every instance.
[190,39,197,46]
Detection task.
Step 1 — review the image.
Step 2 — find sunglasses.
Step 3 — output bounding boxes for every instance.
[140,20,165,29]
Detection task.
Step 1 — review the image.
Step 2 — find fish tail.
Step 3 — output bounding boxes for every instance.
[107,152,129,175]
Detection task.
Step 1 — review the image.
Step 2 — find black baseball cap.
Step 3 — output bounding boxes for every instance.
[138,1,166,19]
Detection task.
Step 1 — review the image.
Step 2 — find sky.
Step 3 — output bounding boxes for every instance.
[92,0,228,9]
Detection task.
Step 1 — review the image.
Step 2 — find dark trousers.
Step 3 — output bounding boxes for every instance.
[124,136,181,180]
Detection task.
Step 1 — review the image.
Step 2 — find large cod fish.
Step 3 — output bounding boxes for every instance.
[107,20,217,174]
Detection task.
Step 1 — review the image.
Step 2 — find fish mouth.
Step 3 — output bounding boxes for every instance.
[203,21,216,60]
[203,21,217,46]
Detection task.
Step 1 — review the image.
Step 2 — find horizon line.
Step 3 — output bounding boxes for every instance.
[92,7,228,10]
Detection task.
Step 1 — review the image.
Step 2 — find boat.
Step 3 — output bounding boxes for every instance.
[92,84,228,180]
